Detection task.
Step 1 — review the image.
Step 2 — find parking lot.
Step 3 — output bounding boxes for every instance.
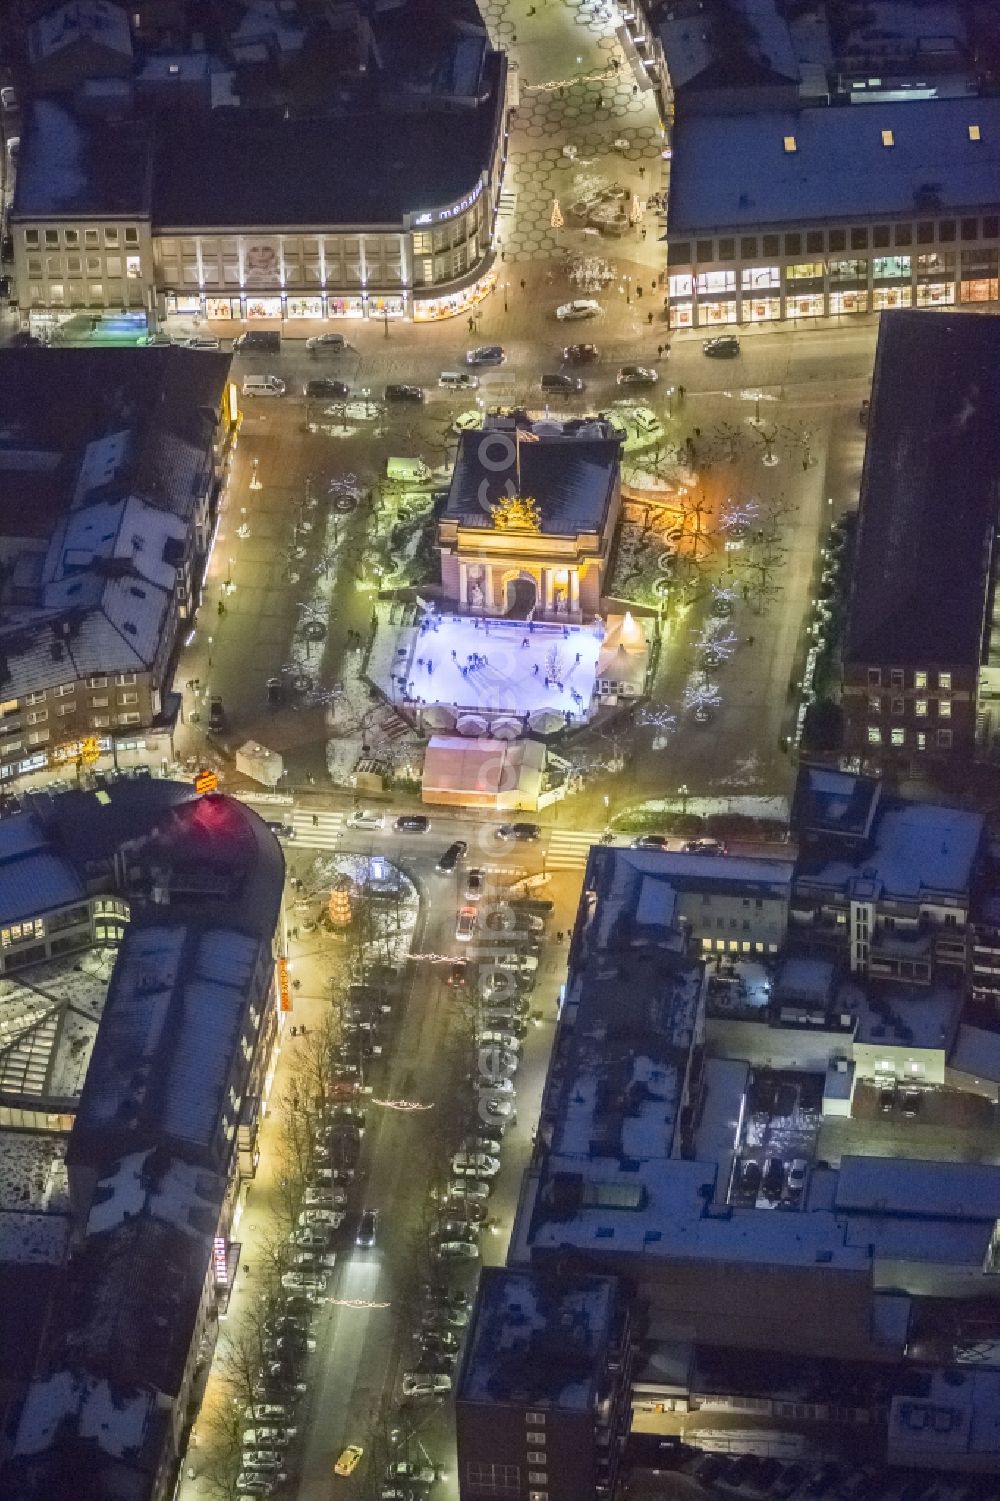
[731,1070,823,1208]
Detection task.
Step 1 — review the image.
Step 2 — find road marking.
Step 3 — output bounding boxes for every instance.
[290,809,347,848]
[545,831,599,870]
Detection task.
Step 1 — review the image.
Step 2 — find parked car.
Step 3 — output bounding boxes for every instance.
[563,342,599,363]
[235,330,280,352]
[451,1151,500,1178]
[180,334,222,351]
[680,839,727,855]
[762,1157,785,1198]
[446,1177,491,1201]
[556,299,601,321]
[495,822,540,842]
[786,1158,808,1196]
[385,384,425,403]
[617,364,658,387]
[703,334,740,358]
[266,676,283,706]
[466,345,505,366]
[901,1089,921,1117]
[395,814,430,832]
[632,834,669,850]
[306,332,346,353]
[464,868,485,901]
[740,1159,762,1195]
[434,1239,479,1261]
[385,1461,438,1486]
[208,696,225,732]
[437,840,467,872]
[306,378,350,399]
[878,1084,896,1114]
[402,1372,452,1397]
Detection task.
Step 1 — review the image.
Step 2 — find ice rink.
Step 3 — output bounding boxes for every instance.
[398,614,602,720]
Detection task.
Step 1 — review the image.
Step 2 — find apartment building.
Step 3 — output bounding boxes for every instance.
[0,345,234,781]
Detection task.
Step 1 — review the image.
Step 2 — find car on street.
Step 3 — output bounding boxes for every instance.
[385,383,425,403]
[464,867,485,901]
[335,1445,365,1476]
[447,960,468,987]
[306,332,347,353]
[563,342,599,363]
[306,378,350,399]
[455,906,477,943]
[495,822,540,842]
[632,834,669,850]
[402,1372,452,1398]
[436,840,467,872]
[452,1151,500,1178]
[681,838,727,856]
[452,409,485,433]
[617,364,658,387]
[439,370,479,389]
[556,299,601,321]
[541,372,584,393]
[266,676,283,706]
[386,1462,438,1486]
[434,1239,479,1261]
[786,1159,808,1196]
[208,696,225,732]
[348,808,384,831]
[703,334,740,358]
[395,814,430,833]
[466,345,506,366]
[356,1208,379,1247]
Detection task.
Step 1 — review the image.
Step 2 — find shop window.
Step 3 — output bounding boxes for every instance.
[669,273,693,297]
[829,259,867,281]
[696,239,714,261]
[784,232,802,256]
[868,726,881,744]
[718,238,735,259]
[671,241,691,263]
[787,261,824,280]
[694,270,735,293]
[828,229,846,251]
[894,223,913,246]
[917,221,934,244]
[739,236,757,258]
[741,265,779,290]
[873,256,909,279]
[872,225,890,248]
[850,227,869,249]
[762,234,780,256]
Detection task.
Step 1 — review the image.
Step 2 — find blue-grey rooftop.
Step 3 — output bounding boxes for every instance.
[0,814,84,924]
[792,765,882,843]
[12,99,151,220]
[836,1155,1000,1221]
[668,97,1000,235]
[459,1268,618,1410]
[795,798,984,905]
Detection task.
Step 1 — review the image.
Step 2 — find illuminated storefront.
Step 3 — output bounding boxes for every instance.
[414,267,497,323]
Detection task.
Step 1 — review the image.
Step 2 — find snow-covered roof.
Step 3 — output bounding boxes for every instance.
[0,1132,69,1214]
[0,1210,70,1264]
[460,1268,618,1409]
[29,1,133,64]
[836,1155,1000,1221]
[87,1148,223,1237]
[796,800,984,906]
[668,96,1000,235]
[14,1370,153,1459]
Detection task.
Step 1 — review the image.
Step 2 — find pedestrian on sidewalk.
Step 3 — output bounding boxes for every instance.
[520,278,526,290]
[647,310,654,324]
[677,384,685,402]
[312,813,319,827]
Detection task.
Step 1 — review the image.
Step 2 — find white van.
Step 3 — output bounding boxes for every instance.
[439,371,479,390]
[386,456,431,484]
[477,949,539,973]
[242,374,286,397]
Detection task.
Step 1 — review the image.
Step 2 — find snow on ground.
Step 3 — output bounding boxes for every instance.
[0,1132,69,1212]
[626,794,791,821]
[396,615,603,720]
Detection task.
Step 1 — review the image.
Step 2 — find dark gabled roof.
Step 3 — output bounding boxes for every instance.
[444,429,620,535]
[844,310,1000,668]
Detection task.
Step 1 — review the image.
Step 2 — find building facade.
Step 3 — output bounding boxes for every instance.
[665,99,1000,330]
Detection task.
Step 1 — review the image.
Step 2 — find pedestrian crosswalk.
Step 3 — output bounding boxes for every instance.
[289,809,346,848]
[545,830,602,871]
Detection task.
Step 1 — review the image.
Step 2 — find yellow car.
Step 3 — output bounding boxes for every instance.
[335,1445,364,1477]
